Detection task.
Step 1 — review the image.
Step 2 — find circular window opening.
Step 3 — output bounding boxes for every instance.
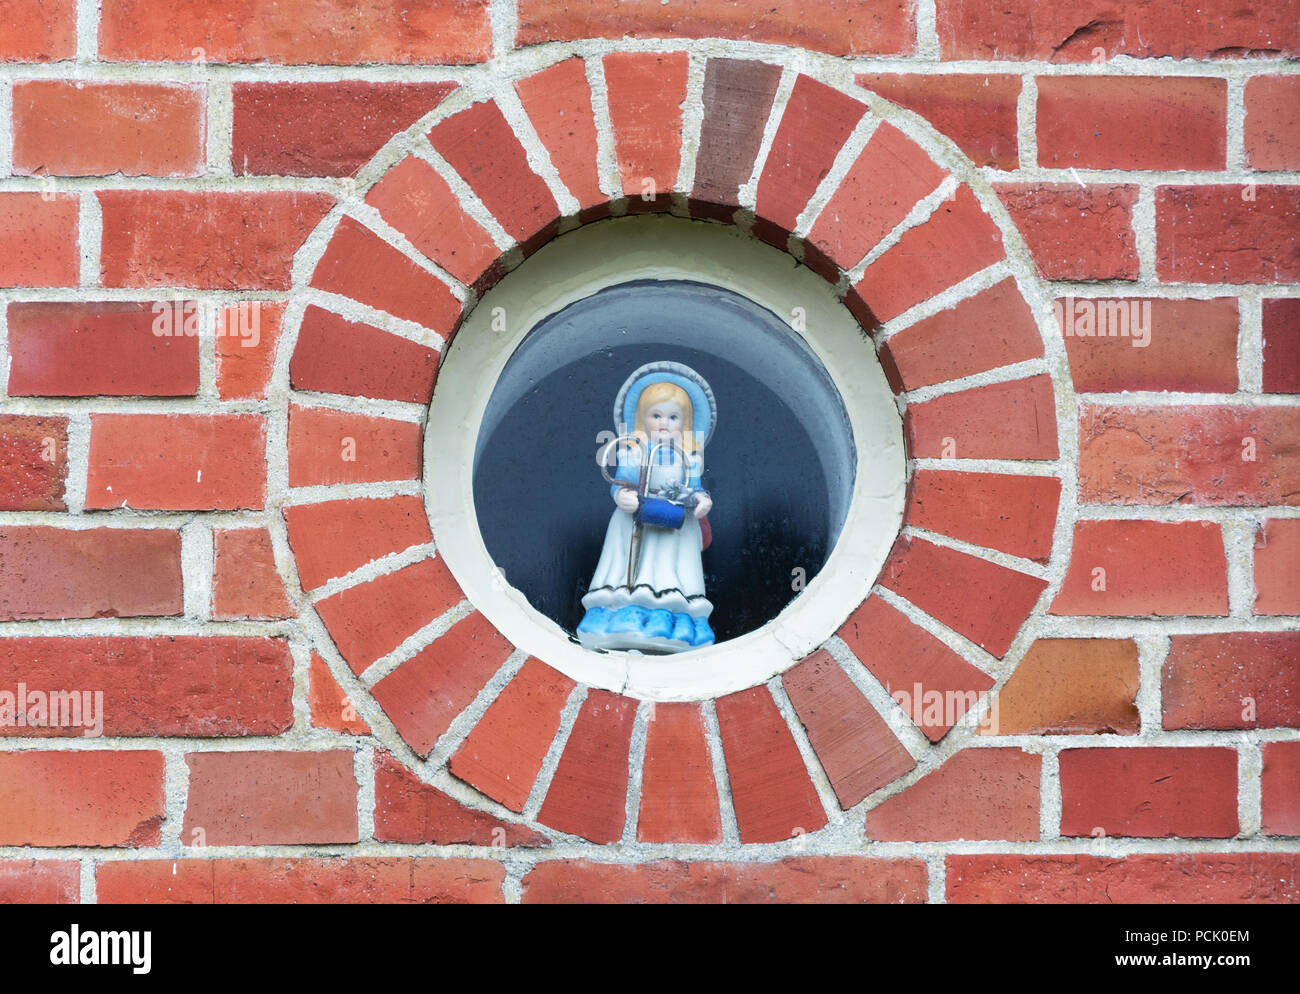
[424,215,905,700]
[472,279,856,647]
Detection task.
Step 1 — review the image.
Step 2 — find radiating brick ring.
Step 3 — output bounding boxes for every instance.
[269,48,1071,844]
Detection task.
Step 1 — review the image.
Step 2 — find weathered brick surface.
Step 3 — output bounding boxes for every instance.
[982,638,1140,736]
[948,854,1300,903]
[1162,632,1300,730]
[1051,520,1229,617]
[715,685,828,843]
[4,3,1296,905]
[1059,747,1239,838]
[182,750,359,845]
[0,415,68,510]
[0,636,294,736]
[522,857,928,904]
[450,658,575,813]
[100,0,493,64]
[7,301,200,397]
[233,82,457,176]
[996,183,1139,281]
[0,526,182,620]
[864,749,1040,841]
[1079,405,1300,507]
[98,858,505,904]
[14,81,206,177]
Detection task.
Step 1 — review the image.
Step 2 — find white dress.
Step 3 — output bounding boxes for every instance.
[576,455,714,652]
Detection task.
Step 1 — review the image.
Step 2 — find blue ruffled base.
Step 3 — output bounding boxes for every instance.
[577,605,714,650]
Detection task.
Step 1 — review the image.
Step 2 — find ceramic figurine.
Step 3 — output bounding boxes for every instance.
[577,362,716,652]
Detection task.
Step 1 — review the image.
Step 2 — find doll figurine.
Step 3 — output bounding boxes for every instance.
[577,362,717,653]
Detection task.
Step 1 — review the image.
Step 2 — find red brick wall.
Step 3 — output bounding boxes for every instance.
[0,0,1296,905]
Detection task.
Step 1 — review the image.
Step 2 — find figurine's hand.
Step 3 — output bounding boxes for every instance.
[693,493,712,518]
[614,488,640,513]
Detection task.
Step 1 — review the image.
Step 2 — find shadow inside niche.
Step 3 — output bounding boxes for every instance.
[472,279,855,644]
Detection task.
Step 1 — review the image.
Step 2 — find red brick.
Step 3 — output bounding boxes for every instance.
[783,650,914,809]
[537,690,637,843]
[1037,76,1226,170]
[755,75,866,243]
[866,749,1039,841]
[99,857,505,904]
[13,81,205,177]
[0,193,79,287]
[99,190,332,290]
[1246,76,1300,171]
[515,58,604,214]
[522,857,927,904]
[1079,404,1300,507]
[0,636,293,737]
[100,0,492,64]
[1263,298,1300,394]
[604,51,689,204]
[691,58,782,219]
[315,557,464,676]
[1157,184,1300,284]
[374,749,547,846]
[288,405,421,488]
[371,611,511,755]
[715,685,827,843]
[0,0,75,61]
[880,536,1048,658]
[878,278,1042,392]
[183,750,357,846]
[215,300,285,400]
[907,470,1060,562]
[947,853,1300,904]
[838,595,994,741]
[906,375,1059,461]
[86,413,265,510]
[365,155,500,288]
[7,300,200,397]
[0,860,79,903]
[1163,632,1300,730]
[0,415,67,511]
[851,185,1004,326]
[428,100,560,250]
[290,305,439,404]
[1255,519,1300,616]
[1059,747,1238,838]
[308,652,370,735]
[450,657,576,812]
[212,528,296,621]
[980,638,1140,736]
[1052,520,1228,617]
[806,122,947,280]
[517,0,914,56]
[857,73,1020,169]
[0,751,163,846]
[637,702,722,844]
[935,0,1300,61]
[0,526,182,621]
[310,216,461,334]
[285,496,431,591]
[1262,742,1300,836]
[996,182,1139,281]
[232,81,457,176]
[1057,296,1239,393]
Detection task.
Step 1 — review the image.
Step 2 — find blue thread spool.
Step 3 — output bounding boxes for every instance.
[637,496,687,529]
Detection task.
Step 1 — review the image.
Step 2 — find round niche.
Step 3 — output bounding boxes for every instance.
[472,278,856,645]
[424,214,906,701]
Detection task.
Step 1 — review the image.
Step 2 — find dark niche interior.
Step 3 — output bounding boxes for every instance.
[471,279,855,646]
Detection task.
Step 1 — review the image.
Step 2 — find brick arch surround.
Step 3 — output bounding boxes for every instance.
[270,47,1071,845]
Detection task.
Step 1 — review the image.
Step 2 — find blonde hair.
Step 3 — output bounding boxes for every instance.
[633,381,701,458]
